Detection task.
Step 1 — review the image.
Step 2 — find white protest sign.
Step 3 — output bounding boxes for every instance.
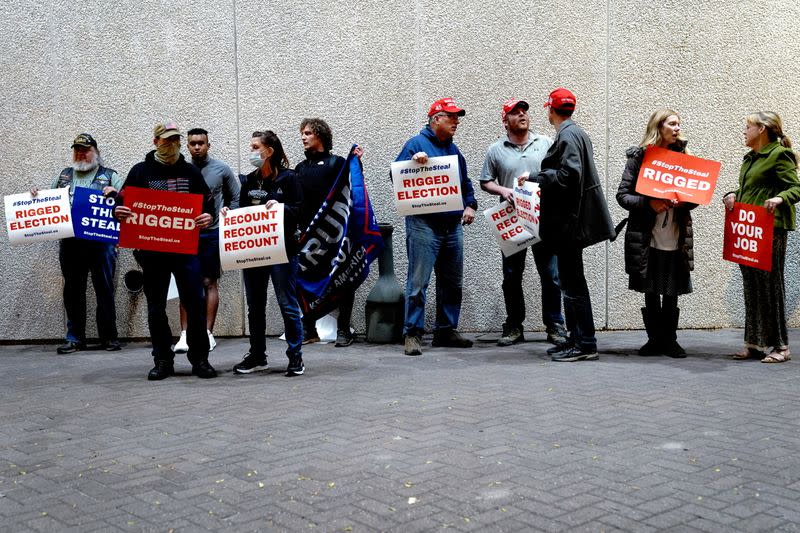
[512,180,541,239]
[484,201,540,257]
[390,155,463,216]
[219,204,287,270]
[5,187,74,244]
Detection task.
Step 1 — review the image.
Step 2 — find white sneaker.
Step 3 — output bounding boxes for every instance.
[174,330,189,353]
[207,330,217,351]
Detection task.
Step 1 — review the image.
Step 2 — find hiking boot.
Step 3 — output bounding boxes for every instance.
[303,329,320,345]
[233,352,269,374]
[174,330,189,353]
[432,329,473,348]
[286,356,305,376]
[497,325,524,347]
[191,360,217,379]
[147,360,174,380]
[404,335,422,356]
[546,323,569,345]
[551,345,599,362]
[334,330,354,347]
[101,339,122,352]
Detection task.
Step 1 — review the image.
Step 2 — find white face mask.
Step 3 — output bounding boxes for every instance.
[248,150,264,168]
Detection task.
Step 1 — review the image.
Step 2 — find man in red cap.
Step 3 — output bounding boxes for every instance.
[481,99,568,347]
[395,98,478,356]
[519,88,615,362]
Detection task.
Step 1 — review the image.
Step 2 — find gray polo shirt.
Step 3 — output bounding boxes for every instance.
[191,156,240,231]
[480,134,553,194]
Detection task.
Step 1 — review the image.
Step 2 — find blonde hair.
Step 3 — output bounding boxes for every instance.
[746,111,793,149]
[639,108,687,149]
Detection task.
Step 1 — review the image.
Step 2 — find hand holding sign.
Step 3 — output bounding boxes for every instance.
[390,155,463,216]
[5,188,74,243]
[636,146,721,204]
[219,203,287,270]
[512,178,540,239]
[723,202,774,271]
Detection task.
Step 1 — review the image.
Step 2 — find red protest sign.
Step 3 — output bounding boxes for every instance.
[118,186,202,254]
[723,202,774,271]
[635,146,721,205]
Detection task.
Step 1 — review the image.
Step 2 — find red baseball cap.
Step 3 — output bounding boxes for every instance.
[428,97,466,117]
[543,88,576,110]
[501,98,529,121]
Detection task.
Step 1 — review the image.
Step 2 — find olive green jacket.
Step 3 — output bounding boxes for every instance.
[731,141,800,230]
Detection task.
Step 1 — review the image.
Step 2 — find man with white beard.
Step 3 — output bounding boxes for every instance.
[34,134,124,353]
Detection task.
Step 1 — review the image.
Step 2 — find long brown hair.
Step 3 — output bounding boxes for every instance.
[639,108,687,150]
[252,130,290,170]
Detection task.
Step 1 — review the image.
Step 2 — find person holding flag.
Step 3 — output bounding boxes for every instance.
[295,118,363,347]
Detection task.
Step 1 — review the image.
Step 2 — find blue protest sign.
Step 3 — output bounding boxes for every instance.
[71,187,120,243]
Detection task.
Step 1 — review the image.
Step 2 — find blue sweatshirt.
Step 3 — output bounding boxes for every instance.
[395,125,477,222]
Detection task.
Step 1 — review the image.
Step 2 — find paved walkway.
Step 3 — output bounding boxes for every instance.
[1,328,799,532]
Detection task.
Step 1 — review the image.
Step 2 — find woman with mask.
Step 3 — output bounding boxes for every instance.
[724,112,800,363]
[617,109,697,358]
[224,130,305,376]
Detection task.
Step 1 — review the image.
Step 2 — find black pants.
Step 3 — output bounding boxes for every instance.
[134,251,208,363]
[555,247,596,351]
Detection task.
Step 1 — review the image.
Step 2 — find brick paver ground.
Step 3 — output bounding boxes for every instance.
[1,328,799,532]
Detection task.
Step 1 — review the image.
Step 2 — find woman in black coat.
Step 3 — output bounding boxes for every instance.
[617,109,696,357]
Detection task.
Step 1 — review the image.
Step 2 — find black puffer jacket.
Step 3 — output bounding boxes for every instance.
[616,144,695,278]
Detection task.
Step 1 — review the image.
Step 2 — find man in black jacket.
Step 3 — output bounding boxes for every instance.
[523,89,615,362]
[295,118,359,347]
[114,121,216,380]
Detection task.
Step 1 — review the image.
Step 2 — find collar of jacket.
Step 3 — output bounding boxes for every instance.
[744,140,781,161]
[420,124,453,147]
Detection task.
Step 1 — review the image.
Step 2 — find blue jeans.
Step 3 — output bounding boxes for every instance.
[501,242,564,330]
[403,216,463,337]
[243,256,303,359]
[556,247,596,351]
[59,238,118,343]
[134,250,209,363]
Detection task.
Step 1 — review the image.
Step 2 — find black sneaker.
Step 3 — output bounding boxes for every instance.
[551,345,598,362]
[546,341,573,355]
[147,360,174,380]
[334,330,354,347]
[286,356,305,376]
[233,352,269,374]
[102,340,122,352]
[431,329,473,348]
[497,324,524,347]
[192,361,218,379]
[56,341,86,354]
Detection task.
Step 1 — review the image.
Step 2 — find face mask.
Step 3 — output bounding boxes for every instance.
[249,150,264,168]
[155,141,181,164]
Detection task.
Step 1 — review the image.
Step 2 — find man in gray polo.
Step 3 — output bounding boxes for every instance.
[173,127,240,353]
[480,99,568,347]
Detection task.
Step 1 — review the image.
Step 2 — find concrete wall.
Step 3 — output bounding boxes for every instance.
[1,0,798,341]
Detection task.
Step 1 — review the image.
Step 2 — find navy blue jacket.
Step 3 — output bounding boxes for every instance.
[395,125,477,223]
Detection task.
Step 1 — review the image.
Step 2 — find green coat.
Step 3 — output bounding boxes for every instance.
[732,141,800,230]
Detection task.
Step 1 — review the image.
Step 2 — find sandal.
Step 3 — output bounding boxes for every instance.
[762,348,791,363]
[732,347,765,360]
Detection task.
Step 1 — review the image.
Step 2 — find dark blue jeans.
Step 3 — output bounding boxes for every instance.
[555,247,596,351]
[403,216,463,337]
[134,250,209,363]
[59,238,118,343]
[501,242,565,330]
[243,256,303,359]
